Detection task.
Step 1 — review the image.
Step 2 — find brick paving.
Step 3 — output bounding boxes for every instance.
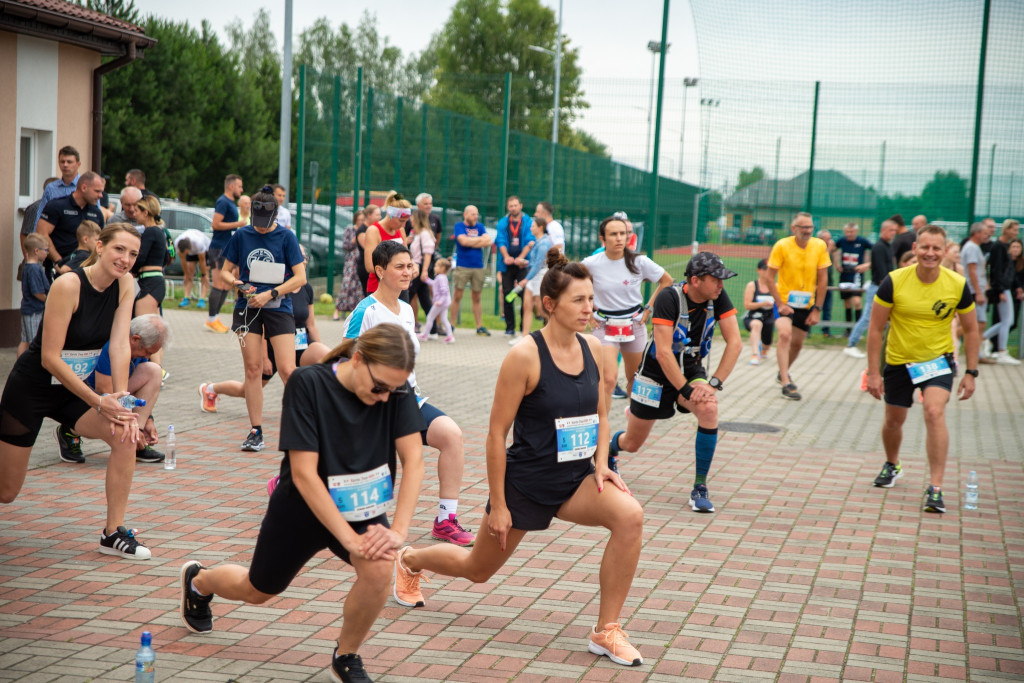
[0,307,1022,682]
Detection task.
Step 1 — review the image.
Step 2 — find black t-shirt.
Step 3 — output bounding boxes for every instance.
[291,283,314,328]
[870,239,895,284]
[133,225,168,272]
[276,362,426,496]
[642,283,736,384]
[892,230,916,265]
[60,249,91,271]
[355,224,370,284]
[39,194,106,260]
[987,240,1013,292]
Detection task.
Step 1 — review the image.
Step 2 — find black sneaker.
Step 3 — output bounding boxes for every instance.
[923,486,946,513]
[99,526,152,560]
[180,560,213,633]
[136,445,165,463]
[612,384,628,399]
[776,371,795,385]
[476,326,491,337]
[873,461,903,488]
[607,430,624,474]
[241,428,265,452]
[781,383,802,400]
[54,425,84,463]
[331,651,373,683]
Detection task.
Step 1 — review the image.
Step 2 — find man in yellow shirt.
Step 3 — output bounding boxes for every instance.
[866,225,979,513]
[765,212,830,400]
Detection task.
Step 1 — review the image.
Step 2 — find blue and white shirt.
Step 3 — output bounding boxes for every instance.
[345,295,420,388]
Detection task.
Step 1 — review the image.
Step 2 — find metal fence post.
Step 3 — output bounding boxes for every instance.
[420,104,428,191]
[364,87,374,207]
[394,96,403,189]
[968,0,992,226]
[806,80,820,213]
[327,74,342,295]
[645,0,670,299]
[352,67,363,214]
[497,72,511,317]
[295,64,306,243]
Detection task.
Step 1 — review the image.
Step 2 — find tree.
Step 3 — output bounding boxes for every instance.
[737,166,765,191]
[921,170,969,221]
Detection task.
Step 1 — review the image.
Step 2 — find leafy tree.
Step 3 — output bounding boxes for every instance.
[920,170,969,221]
[74,0,140,24]
[737,166,765,191]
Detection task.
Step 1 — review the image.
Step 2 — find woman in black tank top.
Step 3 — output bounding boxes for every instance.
[0,224,154,560]
[393,249,647,668]
[742,259,777,364]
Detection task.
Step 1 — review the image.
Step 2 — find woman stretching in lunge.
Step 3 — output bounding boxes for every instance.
[180,325,425,683]
[393,248,647,667]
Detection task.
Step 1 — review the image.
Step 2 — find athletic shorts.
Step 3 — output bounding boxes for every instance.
[526,268,547,297]
[206,247,225,271]
[136,273,165,303]
[742,312,775,347]
[974,301,987,325]
[592,319,648,354]
[839,289,861,301]
[452,267,485,293]
[883,355,955,408]
[0,368,92,447]
[628,366,708,420]
[249,484,389,595]
[20,312,42,344]
[263,341,305,381]
[780,307,812,332]
[231,307,296,339]
[485,468,594,531]
[419,401,446,446]
[185,252,200,263]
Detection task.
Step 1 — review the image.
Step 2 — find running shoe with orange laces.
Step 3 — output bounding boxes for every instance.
[198,383,218,413]
[588,622,643,666]
[393,546,428,607]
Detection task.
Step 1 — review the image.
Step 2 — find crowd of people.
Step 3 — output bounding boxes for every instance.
[3,146,1019,682]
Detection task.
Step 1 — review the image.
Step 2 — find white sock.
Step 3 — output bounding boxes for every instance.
[190,579,209,597]
[438,499,458,523]
[208,316,217,323]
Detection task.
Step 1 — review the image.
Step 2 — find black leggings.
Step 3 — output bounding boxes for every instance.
[408,276,436,331]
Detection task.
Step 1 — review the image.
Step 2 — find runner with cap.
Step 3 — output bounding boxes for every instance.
[607,252,742,512]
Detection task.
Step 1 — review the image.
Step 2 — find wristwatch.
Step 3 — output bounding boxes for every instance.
[810,305,821,312]
[964,368,979,377]
[709,377,724,391]
[270,288,280,300]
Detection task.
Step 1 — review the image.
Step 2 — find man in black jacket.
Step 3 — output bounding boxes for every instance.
[983,220,1021,364]
[844,219,897,358]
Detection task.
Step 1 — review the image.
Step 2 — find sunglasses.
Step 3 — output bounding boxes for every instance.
[365,362,409,395]
[252,200,277,213]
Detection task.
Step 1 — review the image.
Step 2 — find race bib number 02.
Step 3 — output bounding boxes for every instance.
[327,464,394,522]
[555,414,599,463]
[52,349,102,385]
[630,375,663,407]
[906,356,951,385]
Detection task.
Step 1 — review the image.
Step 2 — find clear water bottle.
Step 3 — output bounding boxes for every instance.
[164,425,176,470]
[118,394,146,410]
[964,470,979,509]
[135,630,155,682]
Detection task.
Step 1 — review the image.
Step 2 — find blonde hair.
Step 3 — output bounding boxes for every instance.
[410,209,431,234]
[83,223,141,267]
[135,195,163,226]
[77,219,102,241]
[24,233,48,252]
[322,323,416,372]
[433,257,451,273]
[383,192,411,211]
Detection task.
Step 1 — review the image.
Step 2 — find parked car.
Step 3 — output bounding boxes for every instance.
[722,226,742,242]
[743,225,776,244]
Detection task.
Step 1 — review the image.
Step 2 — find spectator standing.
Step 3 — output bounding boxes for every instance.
[414,192,444,244]
[817,229,836,337]
[124,168,156,199]
[335,209,367,320]
[107,187,142,228]
[31,146,83,232]
[207,174,246,333]
[36,171,106,277]
[983,220,1021,365]
[496,196,535,339]
[272,184,291,231]
[1009,238,1024,335]
[519,217,553,338]
[891,214,924,265]
[408,209,438,332]
[534,201,565,250]
[845,219,897,357]
[832,222,872,331]
[19,177,58,262]
[450,205,493,336]
[18,234,50,356]
[418,257,455,343]
[961,222,996,365]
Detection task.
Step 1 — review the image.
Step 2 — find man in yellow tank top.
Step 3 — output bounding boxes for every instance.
[765,212,831,400]
[865,225,979,514]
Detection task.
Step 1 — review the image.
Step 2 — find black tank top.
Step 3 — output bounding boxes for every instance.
[20,269,121,381]
[745,280,772,320]
[506,331,599,505]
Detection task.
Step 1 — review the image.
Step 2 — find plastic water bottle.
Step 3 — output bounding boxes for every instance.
[135,631,155,682]
[505,283,524,302]
[964,470,979,509]
[164,425,176,470]
[118,394,146,410]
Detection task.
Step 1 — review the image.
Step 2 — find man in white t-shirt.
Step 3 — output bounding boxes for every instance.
[273,184,292,231]
[174,228,212,308]
[534,201,565,250]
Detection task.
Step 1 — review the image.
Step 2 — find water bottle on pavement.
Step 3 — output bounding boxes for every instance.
[118,394,147,410]
[165,425,176,470]
[964,470,979,509]
[135,631,155,682]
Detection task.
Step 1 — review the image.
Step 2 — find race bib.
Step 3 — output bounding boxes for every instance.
[787,290,812,309]
[604,317,635,342]
[555,414,599,463]
[295,327,308,350]
[52,349,102,385]
[630,375,663,407]
[906,356,951,385]
[327,464,394,522]
[755,295,774,304]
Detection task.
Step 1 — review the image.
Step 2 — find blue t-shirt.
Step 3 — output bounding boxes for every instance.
[223,225,304,315]
[211,194,240,250]
[834,236,872,283]
[20,263,49,315]
[90,341,148,389]
[453,221,486,269]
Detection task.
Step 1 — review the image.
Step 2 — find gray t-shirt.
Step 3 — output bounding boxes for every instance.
[960,240,988,293]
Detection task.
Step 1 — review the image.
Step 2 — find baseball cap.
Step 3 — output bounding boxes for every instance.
[684,252,737,280]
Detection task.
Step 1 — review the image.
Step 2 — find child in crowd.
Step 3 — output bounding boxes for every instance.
[56,220,101,275]
[19,234,51,356]
[418,257,455,343]
[898,251,917,268]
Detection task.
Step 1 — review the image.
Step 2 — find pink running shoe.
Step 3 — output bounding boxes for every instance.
[199,383,218,413]
[267,475,280,496]
[443,335,455,344]
[417,333,429,341]
[431,514,474,546]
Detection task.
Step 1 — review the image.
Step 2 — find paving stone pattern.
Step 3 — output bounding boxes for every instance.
[1,308,1022,682]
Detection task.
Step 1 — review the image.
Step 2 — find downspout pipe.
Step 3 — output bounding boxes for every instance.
[92,41,138,173]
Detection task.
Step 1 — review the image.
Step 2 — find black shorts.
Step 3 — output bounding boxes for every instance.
[0,368,92,447]
[263,341,305,381]
[231,307,296,339]
[883,355,955,408]
[628,366,708,420]
[185,252,200,263]
[780,307,812,332]
[249,485,389,595]
[136,273,165,303]
[206,247,225,270]
[485,469,594,531]
[839,289,861,301]
[419,401,447,446]
[743,312,775,347]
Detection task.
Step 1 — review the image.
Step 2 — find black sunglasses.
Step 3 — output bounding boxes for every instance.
[252,200,277,213]
[365,363,410,395]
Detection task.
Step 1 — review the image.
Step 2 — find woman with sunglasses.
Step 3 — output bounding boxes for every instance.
[345,241,474,547]
[180,324,425,683]
[220,185,306,453]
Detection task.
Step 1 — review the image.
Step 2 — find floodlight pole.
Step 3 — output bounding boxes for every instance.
[277,0,293,197]
[967,0,991,226]
[643,0,670,302]
[677,77,698,181]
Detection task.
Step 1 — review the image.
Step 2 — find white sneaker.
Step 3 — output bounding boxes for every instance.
[994,351,1022,365]
[508,333,522,346]
[983,339,993,357]
[843,346,867,359]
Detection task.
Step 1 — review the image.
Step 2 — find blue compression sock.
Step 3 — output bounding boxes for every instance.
[694,426,718,487]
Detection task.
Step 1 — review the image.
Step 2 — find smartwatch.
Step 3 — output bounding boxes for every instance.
[709,377,723,391]
[964,368,979,377]
[810,305,821,312]
[270,288,280,300]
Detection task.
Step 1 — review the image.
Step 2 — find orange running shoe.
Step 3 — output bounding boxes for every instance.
[198,383,218,413]
[588,622,643,666]
[393,546,428,607]
[205,319,230,334]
